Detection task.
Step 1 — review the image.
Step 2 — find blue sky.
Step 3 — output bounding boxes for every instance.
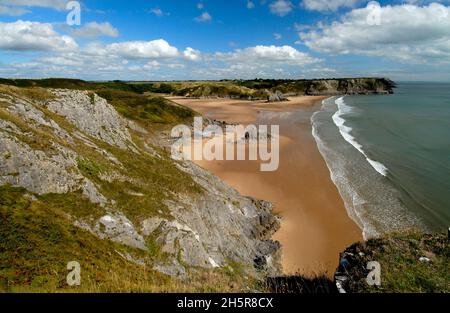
[1,0,450,81]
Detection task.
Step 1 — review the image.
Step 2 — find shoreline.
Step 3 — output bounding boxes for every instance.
[170,96,363,276]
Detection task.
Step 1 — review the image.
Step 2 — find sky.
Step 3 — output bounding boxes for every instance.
[0,0,450,81]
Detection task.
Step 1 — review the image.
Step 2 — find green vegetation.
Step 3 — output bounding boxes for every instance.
[0,84,55,103]
[0,77,396,102]
[342,231,449,293]
[0,79,195,125]
[133,78,395,98]
[0,185,252,292]
[76,158,106,179]
[95,89,195,125]
[0,79,211,292]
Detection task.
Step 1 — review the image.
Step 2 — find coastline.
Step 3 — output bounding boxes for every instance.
[170,96,363,276]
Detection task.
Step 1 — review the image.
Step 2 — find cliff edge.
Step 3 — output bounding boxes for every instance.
[0,83,281,292]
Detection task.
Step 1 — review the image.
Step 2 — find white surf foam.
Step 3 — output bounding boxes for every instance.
[332,97,388,177]
[366,158,389,176]
[311,97,425,240]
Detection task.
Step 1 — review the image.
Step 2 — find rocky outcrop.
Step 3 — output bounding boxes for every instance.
[47,90,138,151]
[0,92,107,204]
[0,85,282,280]
[305,78,395,96]
[267,90,287,102]
[333,232,449,293]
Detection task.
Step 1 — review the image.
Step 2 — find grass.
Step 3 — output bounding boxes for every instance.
[0,185,257,293]
[76,157,106,179]
[0,84,55,103]
[0,79,196,125]
[341,231,449,293]
[95,89,195,125]
[89,140,201,225]
[0,107,69,154]
[1,81,201,227]
[0,79,261,293]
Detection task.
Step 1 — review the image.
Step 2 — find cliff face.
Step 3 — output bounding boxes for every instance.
[0,85,281,291]
[304,78,395,95]
[167,78,395,100]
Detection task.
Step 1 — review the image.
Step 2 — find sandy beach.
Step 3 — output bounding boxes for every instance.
[169,96,363,276]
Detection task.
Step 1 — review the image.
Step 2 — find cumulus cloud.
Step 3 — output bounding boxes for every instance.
[194,11,212,22]
[302,0,362,12]
[0,20,77,52]
[106,39,179,59]
[300,3,450,63]
[269,0,294,17]
[0,18,325,80]
[183,47,202,61]
[71,22,119,38]
[215,45,320,67]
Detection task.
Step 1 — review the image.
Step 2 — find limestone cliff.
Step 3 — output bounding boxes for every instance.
[169,78,395,100]
[0,84,281,291]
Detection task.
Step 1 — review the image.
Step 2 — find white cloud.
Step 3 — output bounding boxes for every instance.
[269,0,294,17]
[143,60,161,70]
[194,11,212,22]
[0,20,77,52]
[197,2,204,9]
[0,0,68,10]
[274,33,282,40]
[106,39,179,59]
[72,22,119,38]
[302,0,362,12]
[150,7,169,17]
[215,45,320,67]
[0,5,30,16]
[183,47,202,61]
[300,3,450,64]
[0,20,325,80]
[247,1,255,9]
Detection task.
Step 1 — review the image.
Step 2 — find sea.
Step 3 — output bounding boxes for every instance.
[311,82,450,238]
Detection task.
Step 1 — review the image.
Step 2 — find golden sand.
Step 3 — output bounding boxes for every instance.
[169,96,363,277]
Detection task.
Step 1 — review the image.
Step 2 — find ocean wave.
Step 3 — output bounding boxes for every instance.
[332,97,388,177]
[311,96,428,239]
[366,158,389,176]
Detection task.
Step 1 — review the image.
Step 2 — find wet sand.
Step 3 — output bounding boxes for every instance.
[169,96,363,276]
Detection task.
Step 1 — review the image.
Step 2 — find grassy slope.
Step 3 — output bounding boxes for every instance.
[0,82,254,292]
[342,231,449,293]
[0,185,251,292]
[264,231,449,293]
